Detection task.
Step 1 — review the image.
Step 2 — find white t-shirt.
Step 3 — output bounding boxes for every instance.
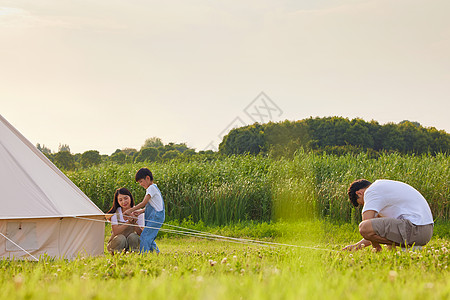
[110,207,145,227]
[146,184,164,212]
[362,179,434,225]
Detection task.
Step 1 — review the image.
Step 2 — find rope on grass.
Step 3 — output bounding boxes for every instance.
[74,216,337,252]
[0,232,39,261]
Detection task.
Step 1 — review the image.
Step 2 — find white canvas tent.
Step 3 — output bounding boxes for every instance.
[0,114,105,260]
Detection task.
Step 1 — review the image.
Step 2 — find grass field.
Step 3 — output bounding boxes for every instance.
[3,152,448,299]
[2,221,449,300]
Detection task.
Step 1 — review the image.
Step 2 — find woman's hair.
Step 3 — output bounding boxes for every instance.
[347,179,372,207]
[107,187,135,214]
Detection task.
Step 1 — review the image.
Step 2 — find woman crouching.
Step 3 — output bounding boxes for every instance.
[107,187,144,254]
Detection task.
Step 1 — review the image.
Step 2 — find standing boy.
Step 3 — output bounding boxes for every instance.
[124,168,165,253]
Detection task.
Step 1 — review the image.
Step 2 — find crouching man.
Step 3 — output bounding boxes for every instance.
[343,179,434,251]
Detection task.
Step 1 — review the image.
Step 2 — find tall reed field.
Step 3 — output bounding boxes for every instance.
[67,152,449,225]
[68,155,273,225]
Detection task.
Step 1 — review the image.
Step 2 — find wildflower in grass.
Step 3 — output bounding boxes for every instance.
[425,283,434,289]
[14,274,23,289]
[209,259,217,266]
[221,257,227,264]
[388,270,398,282]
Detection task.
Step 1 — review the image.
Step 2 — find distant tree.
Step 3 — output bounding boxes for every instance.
[111,149,122,156]
[265,120,310,158]
[428,127,450,153]
[122,148,137,157]
[343,119,374,149]
[111,151,127,164]
[182,149,196,157]
[58,143,71,153]
[196,150,218,162]
[73,153,82,164]
[218,116,450,156]
[142,137,163,149]
[36,143,52,155]
[162,150,181,160]
[397,121,424,153]
[367,120,382,150]
[219,123,265,155]
[81,150,102,168]
[378,123,404,151]
[174,143,189,153]
[54,151,75,170]
[400,120,421,127]
[135,147,159,162]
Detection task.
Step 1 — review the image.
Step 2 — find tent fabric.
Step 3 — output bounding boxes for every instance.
[0,114,105,259]
[0,217,104,260]
[0,115,104,219]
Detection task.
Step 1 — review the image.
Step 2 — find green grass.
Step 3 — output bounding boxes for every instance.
[2,221,449,299]
[37,152,449,298]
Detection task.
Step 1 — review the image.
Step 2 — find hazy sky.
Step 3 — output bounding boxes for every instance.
[1,0,449,154]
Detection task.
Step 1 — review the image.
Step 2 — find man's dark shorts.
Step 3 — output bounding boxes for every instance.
[370,218,433,246]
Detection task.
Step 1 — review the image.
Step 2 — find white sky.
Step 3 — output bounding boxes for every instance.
[1,0,449,154]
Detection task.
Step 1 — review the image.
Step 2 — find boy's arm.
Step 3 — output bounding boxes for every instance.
[124,194,151,215]
[133,209,145,216]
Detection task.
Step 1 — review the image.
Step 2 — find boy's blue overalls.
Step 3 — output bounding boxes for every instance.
[140,185,165,253]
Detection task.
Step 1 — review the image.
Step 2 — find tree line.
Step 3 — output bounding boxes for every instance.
[37,117,450,170]
[37,137,216,171]
[219,117,450,157]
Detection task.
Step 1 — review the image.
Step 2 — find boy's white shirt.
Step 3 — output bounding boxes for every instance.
[146,184,164,212]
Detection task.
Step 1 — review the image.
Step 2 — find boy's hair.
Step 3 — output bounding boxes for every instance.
[135,168,153,182]
[347,179,372,207]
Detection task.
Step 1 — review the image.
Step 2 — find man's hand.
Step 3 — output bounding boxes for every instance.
[342,244,359,251]
[342,239,371,251]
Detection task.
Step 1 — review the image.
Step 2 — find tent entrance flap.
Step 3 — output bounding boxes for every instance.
[6,222,38,251]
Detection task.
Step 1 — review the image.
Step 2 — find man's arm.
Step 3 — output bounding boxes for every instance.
[342,210,378,251]
[362,210,377,221]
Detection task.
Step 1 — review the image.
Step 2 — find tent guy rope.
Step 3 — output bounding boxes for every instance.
[74,215,337,252]
[0,232,39,261]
